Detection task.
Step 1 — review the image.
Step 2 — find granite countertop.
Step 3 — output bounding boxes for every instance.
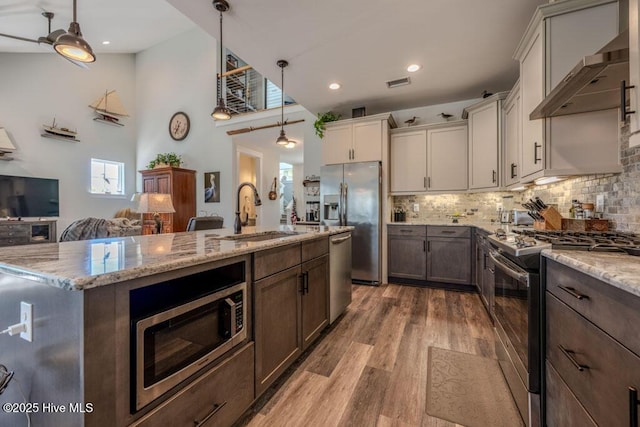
[542,249,640,298]
[0,225,353,291]
[387,219,519,234]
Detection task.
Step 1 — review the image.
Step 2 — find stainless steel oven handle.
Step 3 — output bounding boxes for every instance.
[488,251,529,284]
[331,234,351,244]
[194,401,227,426]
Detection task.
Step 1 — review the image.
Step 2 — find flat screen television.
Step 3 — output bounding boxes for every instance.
[0,175,60,218]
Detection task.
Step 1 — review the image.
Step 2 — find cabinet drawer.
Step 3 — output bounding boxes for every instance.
[545,361,596,427]
[301,237,328,262]
[133,342,254,427]
[0,237,28,246]
[427,226,470,238]
[254,243,301,280]
[0,227,29,237]
[387,225,426,236]
[546,294,640,426]
[546,259,640,356]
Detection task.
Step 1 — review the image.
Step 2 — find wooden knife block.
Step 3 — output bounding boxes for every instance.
[533,206,563,230]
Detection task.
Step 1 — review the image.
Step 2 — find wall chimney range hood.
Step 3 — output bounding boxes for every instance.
[529,30,629,120]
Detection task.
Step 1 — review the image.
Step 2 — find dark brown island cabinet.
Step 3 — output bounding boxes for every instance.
[388,224,473,290]
[254,237,329,396]
[543,258,640,426]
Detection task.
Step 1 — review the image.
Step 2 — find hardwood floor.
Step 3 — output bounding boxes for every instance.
[239,284,501,427]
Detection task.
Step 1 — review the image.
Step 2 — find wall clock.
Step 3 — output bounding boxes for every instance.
[169,111,190,141]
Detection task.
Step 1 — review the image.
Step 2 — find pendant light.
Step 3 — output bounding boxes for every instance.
[211,0,231,121]
[53,0,95,63]
[276,59,294,147]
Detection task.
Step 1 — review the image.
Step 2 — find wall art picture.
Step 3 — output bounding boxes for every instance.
[204,171,220,203]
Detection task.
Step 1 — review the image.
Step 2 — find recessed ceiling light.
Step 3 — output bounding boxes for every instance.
[329,83,341,90]
[102,41,110,45]
[407,64,421,73]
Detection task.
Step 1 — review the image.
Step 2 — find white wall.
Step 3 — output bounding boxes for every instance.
[0,52,137,234]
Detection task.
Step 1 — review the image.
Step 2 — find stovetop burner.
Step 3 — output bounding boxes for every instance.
[511,229,640,255]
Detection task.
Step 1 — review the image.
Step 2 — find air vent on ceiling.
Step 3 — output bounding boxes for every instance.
[386,77,411,88]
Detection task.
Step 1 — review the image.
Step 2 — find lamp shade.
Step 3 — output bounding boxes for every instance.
[0,128,16,152]
[137,193,176,214]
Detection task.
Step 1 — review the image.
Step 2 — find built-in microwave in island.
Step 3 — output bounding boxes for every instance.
[129,260,248,412]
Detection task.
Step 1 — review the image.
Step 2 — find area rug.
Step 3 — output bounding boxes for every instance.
[426,346,524,427]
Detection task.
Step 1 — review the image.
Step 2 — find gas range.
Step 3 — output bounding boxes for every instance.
[488,228,640,259]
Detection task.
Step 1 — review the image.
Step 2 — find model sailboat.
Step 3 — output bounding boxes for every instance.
[89,90,129,126]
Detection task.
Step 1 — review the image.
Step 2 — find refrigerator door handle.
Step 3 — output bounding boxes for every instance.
[339,183,344,226]
[343,183,348,225]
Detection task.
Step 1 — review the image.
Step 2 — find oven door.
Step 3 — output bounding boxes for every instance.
[134,282,247,411]
[490,250,540,393]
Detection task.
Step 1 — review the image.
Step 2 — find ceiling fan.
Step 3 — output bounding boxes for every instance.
[0,10,89,68]
[0,11,64,47]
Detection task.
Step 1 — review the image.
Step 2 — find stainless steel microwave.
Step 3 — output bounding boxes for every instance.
[132,280,247,411]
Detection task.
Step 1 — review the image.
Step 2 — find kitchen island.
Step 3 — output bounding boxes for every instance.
[0,225,352,427]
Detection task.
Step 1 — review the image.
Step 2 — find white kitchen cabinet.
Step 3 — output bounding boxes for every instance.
[466,93,506,190]
[514,0,622,181]
[321,114,395,165]
[503,82,521,187]
[629,0,640,148]
[389,121,467,193]
[390,130,427,192]
[427,125,467,191]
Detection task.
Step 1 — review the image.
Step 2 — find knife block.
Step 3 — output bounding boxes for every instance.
[533,206,563,230]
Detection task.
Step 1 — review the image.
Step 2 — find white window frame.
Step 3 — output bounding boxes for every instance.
[90,158,125,196]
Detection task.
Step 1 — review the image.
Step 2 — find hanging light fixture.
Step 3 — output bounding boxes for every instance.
[276,59,294,147]
[53,0,95,63]
[211,0,231,120]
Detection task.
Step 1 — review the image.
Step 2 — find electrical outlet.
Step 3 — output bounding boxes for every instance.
[413,203,419,212]
[20,302,33,342]
[596,194,604,213]
[496,203,503,212]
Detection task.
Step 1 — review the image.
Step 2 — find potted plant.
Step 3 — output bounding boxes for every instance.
[313,111,341,138]
[147,152,182,169]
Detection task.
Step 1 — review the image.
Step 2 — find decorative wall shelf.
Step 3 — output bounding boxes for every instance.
[41,133,79,142]
[93,117,124,127]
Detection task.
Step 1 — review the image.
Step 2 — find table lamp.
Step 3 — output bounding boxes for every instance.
[137,193,176,234]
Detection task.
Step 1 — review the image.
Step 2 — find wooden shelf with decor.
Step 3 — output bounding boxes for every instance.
[139,166,196,234]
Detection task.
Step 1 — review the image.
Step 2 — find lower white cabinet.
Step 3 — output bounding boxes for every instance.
[390,121,468,193]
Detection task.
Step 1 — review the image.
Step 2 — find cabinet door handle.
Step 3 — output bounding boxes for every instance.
[428,177,431,188]
[194,401,227,427]
[630,386,639,427]
[492,170,497,183]
[558,285,589,300]
[558,345,589,371]
[303,272,309,295]
[510,163,517,179]
[423,240,426,252]
[424,177,427,189]
[534,142,542,164]
[427,241,431,252]
[483,253,487,269]
[299,273,306,294]
[621,80,636,122]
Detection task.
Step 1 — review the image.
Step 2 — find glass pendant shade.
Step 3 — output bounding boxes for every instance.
[276,129,289,145]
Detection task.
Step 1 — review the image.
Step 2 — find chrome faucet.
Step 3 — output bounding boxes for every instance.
[234,182,262,234]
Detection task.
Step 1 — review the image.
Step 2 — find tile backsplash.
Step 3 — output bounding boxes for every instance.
[393,124,640,232]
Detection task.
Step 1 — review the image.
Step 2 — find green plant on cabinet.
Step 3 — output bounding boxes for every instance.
[147,152,183,169]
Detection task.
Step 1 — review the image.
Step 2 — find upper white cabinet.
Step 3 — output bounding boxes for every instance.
[504,82,521,187]
[322,114,396,165]
[390,122,467,193]
[465,93,507,190]
[514,0,622,181]
[629,0,640,148]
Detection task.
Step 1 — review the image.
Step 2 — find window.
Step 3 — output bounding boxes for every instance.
[91,158,124,195]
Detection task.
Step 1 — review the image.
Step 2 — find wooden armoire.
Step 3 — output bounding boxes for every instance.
[139,166,196,234]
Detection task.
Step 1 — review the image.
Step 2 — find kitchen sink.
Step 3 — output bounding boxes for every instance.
[217,231,304,242]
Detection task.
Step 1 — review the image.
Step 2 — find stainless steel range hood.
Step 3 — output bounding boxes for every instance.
[529,29,629,120]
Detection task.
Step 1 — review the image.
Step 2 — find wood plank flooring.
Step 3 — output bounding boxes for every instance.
[238,284,502,427]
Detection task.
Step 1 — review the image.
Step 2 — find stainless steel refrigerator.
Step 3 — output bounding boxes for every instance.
[320,161,381,285]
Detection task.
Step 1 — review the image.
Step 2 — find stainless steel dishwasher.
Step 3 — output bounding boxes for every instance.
[329,232,352,323]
